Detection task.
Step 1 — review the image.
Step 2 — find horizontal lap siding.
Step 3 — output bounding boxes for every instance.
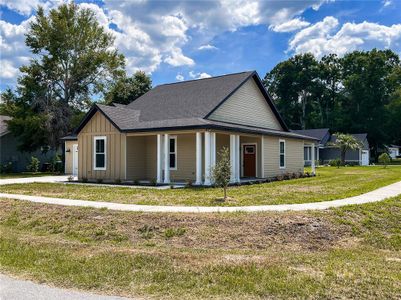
[209,78,282,130]
[78,111,125,181]
[263,136,304,178]
[171,134,196,181]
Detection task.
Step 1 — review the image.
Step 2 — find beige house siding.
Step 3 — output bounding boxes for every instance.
[64,140,76,174]
[78,111,126,181]
[208,78,283,130]
[263,136,304,178]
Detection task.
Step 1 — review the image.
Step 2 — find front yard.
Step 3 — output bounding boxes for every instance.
[1,166,401,206]
[0,195,400,299]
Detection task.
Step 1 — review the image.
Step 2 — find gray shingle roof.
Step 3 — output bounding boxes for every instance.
[74,71,316,141]
[291,128,330,143]
[0,115,12,137]
[127,71,254,121]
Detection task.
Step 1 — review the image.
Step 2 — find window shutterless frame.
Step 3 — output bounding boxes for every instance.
[279,139,286,169]
[169,135,177,170]
[93,136,107,171]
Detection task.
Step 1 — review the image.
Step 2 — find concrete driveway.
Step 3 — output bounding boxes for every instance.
[0,175,70,185]
[0,274,132,300]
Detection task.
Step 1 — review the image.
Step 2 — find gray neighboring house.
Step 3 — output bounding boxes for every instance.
[388,145,401,159]
[0,115,59,172]
[292,128,370,166]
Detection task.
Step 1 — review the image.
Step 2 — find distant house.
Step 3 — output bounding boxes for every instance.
[388,145,401,159]
[62,71,317,184]
[0,115,59,172]
[292,128,370,166]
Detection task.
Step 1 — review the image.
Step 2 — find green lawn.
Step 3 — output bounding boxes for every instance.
[0,196,400,299]
[0,172,56,179]
[1,166,401,206]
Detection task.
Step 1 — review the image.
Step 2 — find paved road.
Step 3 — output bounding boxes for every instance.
[0,180,400,213]
[0,274,131,300]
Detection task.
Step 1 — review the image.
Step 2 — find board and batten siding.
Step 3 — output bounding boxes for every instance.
[263,136,304,178]
[208,78,283,130]
[78,111,126,181]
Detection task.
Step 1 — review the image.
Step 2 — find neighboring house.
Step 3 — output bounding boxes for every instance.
[61,134,78,175]
[293,128,370,166]
[62,71,316,184]
[0,115,59,172]
[388,145,401,159]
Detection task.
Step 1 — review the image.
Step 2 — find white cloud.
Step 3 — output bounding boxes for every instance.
[0,0,330,85]
[270,18,310,32]
[289,17,401,57]
[383,0,392,7]
[198,44,218,50]
[164,47,195,67]
[175,74,184,81]
[189,71,211,79]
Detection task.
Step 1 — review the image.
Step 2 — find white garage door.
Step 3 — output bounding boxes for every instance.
[361,150,369,166]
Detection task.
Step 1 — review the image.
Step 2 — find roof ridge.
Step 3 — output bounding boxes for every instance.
[154,70,255,88]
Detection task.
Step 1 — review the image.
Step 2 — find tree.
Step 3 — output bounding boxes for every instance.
[330,133,362,165]
[5,3,125,150]
[378,153,391,168]
[105,71,152,105]
[211,147,231,201]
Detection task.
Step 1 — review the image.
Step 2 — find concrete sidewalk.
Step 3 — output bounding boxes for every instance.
[0,274,132,300]
[0,180,400,213]
[0,175,69,185]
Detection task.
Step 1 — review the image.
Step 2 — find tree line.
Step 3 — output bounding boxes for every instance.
[263,50,401,158]
[1,3,400,161]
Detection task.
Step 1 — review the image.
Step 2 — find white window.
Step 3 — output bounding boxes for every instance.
[304,146,311,161]
[94,136,106,170]
[279,139,286,169]
[169,136,177,170]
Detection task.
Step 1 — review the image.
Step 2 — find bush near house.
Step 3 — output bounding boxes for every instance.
[26,156,40,173]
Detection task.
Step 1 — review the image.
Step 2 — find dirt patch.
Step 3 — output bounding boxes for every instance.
[0,199,352,252]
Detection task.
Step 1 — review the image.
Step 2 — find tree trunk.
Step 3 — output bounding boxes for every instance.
[341,150,346,165]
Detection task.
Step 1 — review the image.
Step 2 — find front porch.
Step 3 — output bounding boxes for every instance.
[126,131,264,185]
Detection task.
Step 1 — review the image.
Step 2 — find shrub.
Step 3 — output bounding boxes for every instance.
[82,177,88,183]
[67,175,74,182]
[0,161,13,173]
[50,154,63,173]
[276,174,284,181]
[27,156,40,173]
[378,153,391,168]
[115,178,121,184]
[211,147,231,201]
[150,178,157,186]
[329,158,341,168]
[186,179,193,187]
[96,178,103,184]
[133,179,140,185]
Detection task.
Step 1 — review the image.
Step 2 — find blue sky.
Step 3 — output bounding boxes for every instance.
[1,0,401,91]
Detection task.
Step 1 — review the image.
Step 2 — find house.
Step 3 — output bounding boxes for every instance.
[388,145,401,159]
[293,128,370,166]
[63,71,317,184]
[0,115,59,172]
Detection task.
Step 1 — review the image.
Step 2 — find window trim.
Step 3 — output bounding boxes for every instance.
[93,136,107,171]
[169,135,177,170]
[279,139,286,169]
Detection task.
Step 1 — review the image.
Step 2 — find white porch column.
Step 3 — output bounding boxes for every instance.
[235,135,240,182]
[196,132,203,185]
[204,131,211,185]
[157,134,163,183]
[164,133,170,183]
[210,132,216,169]
[316,145,320,166]
[311,143,316,175]
[230,134,236,183]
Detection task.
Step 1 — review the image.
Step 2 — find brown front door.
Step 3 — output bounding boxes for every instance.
[243,144,256,177]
